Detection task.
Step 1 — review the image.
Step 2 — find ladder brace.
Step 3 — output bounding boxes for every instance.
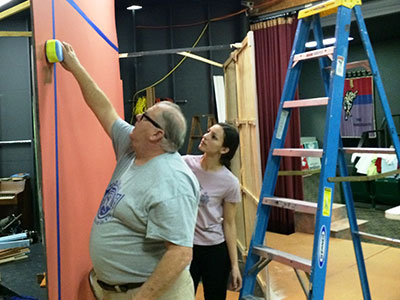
[247,256,272,276]
[294,268,310,298]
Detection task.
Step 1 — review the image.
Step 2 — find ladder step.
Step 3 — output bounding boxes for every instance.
[273,148,323,157]
[273,147,396,158]
[242,296,264,300]
[357,231,400,247]
[263,197,317,214]
[325,60,370,72]
[253,245,311,273]
[283,97,329,108]
[298,0,361,19]
[293,46,334,67]
[342,147,396,154]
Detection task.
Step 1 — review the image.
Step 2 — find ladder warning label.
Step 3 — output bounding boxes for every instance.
[336,55,345,77]
[318,225,327,268]
[323,187,332,217]
[276,110,289,139]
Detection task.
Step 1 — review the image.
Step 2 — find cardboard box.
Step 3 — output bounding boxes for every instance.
[0,178,33,230]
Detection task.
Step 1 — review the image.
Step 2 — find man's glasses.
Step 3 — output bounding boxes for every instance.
[140,112,168,138]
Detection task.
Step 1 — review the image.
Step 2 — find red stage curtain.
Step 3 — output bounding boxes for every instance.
[251,17,304,234]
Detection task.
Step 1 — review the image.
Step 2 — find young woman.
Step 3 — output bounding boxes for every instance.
[183,123,242,300]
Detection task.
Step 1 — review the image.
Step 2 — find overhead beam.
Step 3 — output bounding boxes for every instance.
[0,31,32,37]
[251,0,320,16]
[119,43,242,59]
[0,0,30,21]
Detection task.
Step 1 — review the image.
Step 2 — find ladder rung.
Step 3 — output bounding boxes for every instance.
[273,148,323,157]
[263,197,317,214]
[293,46,334,67]
[357,231,400,247]
[345,60,370,72]
[253,245,311,273]
[342,147,396,154]
[242,296,264,300]
[283,97,329,108]
[273,147,395,158]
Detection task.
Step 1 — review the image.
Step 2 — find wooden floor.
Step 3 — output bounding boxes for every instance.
[196,232,400,300]
[265,232,400,300]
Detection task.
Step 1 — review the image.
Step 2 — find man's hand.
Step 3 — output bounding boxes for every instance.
[131,243,192,300]
[60,42,82,73]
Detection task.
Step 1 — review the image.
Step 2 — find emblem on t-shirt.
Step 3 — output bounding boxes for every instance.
[199,185,210,206]
[95,181,125,224]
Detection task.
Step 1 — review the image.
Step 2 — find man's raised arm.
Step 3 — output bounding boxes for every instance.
[60,42,119,137]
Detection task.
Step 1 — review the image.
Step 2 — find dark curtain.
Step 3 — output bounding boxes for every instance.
[251,17,304,234]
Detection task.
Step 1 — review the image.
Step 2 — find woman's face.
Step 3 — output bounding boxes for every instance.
[198,124,227,155]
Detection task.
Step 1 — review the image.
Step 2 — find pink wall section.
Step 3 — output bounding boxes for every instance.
[31,0,124,299]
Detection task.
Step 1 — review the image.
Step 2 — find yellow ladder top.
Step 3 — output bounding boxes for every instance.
[298,0,362,19]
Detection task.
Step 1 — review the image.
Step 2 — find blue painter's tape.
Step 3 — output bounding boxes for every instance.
[51,0,62,298]
[65,0,119,52]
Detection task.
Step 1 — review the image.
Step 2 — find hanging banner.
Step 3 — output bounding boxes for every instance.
[340,76,375,138]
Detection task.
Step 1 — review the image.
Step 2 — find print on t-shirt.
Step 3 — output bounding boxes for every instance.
[95,181,125,224]
[199,185,210,206]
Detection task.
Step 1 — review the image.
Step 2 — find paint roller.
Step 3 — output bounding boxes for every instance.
[45,39,64,63]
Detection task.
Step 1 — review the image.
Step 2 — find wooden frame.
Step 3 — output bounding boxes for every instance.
[224,31,268,289]
[0,1,30,21]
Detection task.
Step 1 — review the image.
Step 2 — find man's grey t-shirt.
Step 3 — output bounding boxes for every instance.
[90,118,200,285]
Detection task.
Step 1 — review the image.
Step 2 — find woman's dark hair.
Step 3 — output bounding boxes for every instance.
[218,123,240,169]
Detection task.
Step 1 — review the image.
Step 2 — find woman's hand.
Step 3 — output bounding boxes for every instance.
[229,265,242,292]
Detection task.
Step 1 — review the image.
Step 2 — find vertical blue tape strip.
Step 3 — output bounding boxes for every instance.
[51,2,117,299]
[65,0,119,52]
[51,0,62,299]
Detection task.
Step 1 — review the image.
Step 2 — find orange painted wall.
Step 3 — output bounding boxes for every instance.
[31,0,123,299]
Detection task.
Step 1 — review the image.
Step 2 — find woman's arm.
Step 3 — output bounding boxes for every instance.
[223,202,242,291]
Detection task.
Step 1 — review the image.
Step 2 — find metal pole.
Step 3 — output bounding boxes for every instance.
[0,139,32,145]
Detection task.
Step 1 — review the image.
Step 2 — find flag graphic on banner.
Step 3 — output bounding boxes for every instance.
[340,76,375,138]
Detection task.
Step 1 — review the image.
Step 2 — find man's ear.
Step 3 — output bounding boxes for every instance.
[150,130,165,142]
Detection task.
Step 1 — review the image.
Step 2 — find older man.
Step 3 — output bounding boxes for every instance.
[60,42,199,300]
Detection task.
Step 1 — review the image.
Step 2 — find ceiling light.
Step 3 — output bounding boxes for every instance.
[0,0,13,8]
[305,37,354,48]
[127,5,142,10]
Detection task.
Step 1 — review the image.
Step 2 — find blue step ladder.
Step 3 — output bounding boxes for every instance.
[240,1,400,299]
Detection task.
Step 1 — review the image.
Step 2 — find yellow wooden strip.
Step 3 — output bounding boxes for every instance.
[0,0,30,21]
[278,168,321,176]
[177,51,223,68]
[328,168,400,182]
[0,31,32,37]
[298,0,362,19]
